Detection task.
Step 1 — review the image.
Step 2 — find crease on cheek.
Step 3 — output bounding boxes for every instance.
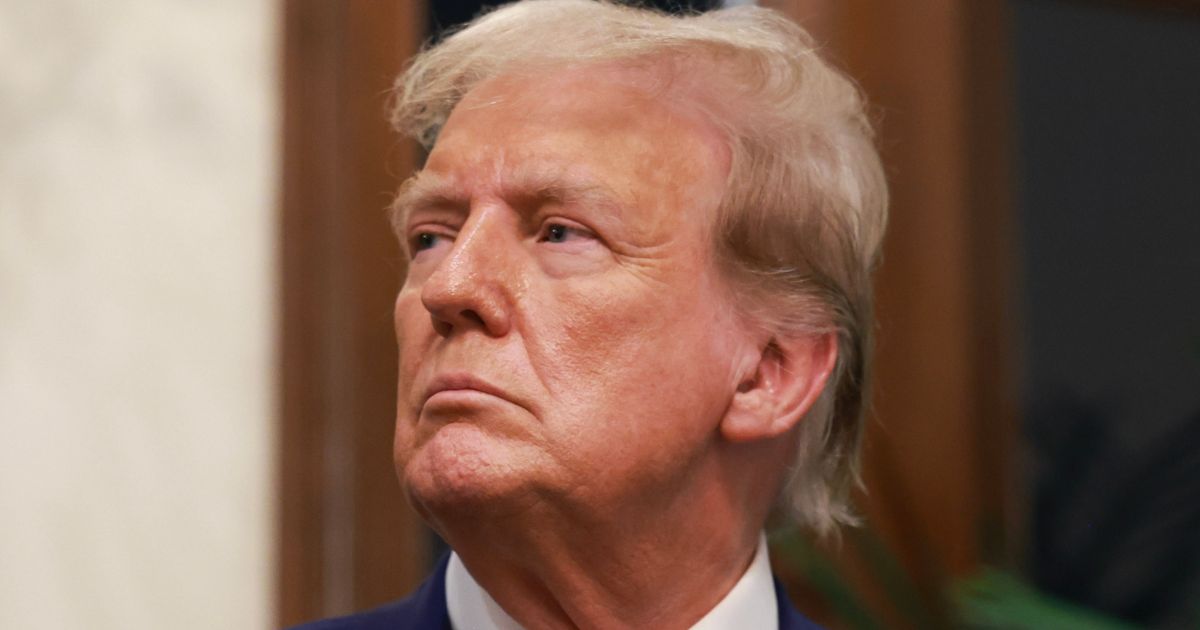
[612,262,676,293]
[608,243,701,293]
[516,293,571,398]
[395,293,435,414]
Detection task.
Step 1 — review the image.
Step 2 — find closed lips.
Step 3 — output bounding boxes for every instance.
[423,374,514,406]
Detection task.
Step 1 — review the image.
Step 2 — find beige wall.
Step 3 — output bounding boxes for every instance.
[0,1,277,628]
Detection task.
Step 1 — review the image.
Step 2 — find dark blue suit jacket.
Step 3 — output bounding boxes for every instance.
[289,555,823,630]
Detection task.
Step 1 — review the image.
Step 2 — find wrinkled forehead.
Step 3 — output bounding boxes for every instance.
[395,63,732,224]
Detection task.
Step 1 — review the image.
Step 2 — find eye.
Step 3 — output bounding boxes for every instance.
[414,232,440,251]
[539,222,593,244]
[545,224,569,243]
[409,230,451,257]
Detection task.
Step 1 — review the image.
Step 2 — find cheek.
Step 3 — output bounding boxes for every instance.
[545,275,737,436]
[534,283,740,495]
[394,286,426,347]
[393,289,434,473]
[394,289,432,407]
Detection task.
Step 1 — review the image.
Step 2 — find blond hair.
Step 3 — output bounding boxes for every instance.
[391,0,888,536]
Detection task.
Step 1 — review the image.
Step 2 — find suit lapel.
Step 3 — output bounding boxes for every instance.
[395,554,452,630]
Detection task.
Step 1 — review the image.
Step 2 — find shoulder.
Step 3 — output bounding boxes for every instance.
[286,556,451,630]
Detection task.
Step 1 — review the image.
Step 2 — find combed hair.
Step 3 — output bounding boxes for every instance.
[391,0,888,536]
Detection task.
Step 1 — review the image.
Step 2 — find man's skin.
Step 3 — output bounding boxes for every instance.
[391,63,838,630]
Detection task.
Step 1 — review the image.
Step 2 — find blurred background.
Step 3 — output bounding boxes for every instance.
[1,0,1197,628]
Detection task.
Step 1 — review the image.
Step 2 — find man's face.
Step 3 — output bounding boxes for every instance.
[393,66,752,526]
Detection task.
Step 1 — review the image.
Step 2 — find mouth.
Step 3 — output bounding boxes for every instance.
[421,372,516,408]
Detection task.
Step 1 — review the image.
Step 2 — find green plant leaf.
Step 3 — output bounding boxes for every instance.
[953,568,1139,630]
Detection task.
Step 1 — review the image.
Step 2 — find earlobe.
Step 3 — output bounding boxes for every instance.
[720,332,838,443]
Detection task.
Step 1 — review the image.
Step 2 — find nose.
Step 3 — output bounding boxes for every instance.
[419,211,514,338]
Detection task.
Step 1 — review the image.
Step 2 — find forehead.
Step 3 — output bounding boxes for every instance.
[405,65,731,226]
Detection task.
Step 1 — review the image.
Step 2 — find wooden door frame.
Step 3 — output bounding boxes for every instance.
[277,1,426,626]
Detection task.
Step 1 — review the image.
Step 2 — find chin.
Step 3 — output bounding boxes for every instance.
[400,422,545,525]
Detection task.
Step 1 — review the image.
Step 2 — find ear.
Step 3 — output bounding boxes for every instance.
[720,332,838,443]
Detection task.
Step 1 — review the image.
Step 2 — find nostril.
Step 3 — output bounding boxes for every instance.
[460,309,486,328]
[431,317,453,337]
[429,308,487,337]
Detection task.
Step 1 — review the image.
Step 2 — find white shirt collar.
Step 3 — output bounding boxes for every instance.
[445,534,778,630]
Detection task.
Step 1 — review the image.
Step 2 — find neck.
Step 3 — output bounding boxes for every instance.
[435,470,766,629]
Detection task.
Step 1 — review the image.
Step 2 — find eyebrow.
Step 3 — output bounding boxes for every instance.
[389,165,629,236]
[389,172,462,236]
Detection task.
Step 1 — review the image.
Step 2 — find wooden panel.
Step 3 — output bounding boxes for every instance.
[961,0,1021,568]
[277,1,426,626]
[843,0,983,577]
